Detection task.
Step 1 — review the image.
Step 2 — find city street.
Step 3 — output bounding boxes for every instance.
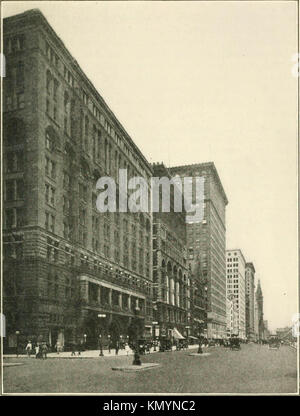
[3,343,298,394]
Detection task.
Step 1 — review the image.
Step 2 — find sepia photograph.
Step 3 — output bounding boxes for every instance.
[1,0,299,396]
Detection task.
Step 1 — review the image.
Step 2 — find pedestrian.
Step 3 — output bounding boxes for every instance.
[41,342,48,360]
[115,340,119,355]
[108,338,112,354]
[71,343,76,356]
[78,340,83,356]
[98,339,103,356]
[25,340,32,358]
[35,343,40,359]
[55,341,61,354]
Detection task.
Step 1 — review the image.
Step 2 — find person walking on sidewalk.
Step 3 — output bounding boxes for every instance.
[35,343,40,359]
[25,341,32,358]
[55,341,61,354]
[108,338,112,354]
[41,342,48,360]
[71,343,76,356]
[115,340,119,355]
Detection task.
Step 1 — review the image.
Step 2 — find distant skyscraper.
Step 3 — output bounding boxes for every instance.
[226,249,246,340]
[255,280,264,341]
[170,162,228,340]
[245,262,256,340]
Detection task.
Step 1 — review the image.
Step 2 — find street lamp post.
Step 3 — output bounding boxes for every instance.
[152,321,158,351]
[15,330,20,357]
[197,322,203,354]
[98,335,103,356]
[97,314,106,356]
[108,334,111,353]
[132,306,141,366]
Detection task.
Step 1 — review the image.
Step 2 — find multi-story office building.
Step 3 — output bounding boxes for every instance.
[263,320,269,341]
[3,9,153,351]
[226,295,239,337]
[151,163,191,340]
[170,163,228,340]
[255,280,264,341]
[226,249,246,339]
[245,262,256,340]
[254,297,259,341]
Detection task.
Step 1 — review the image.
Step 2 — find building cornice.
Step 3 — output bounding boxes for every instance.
[169,162,228,206]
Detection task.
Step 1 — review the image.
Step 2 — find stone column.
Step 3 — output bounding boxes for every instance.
[170,278,175,306]
[128,295,131,310]
[80,279,89,302]
[97,286,101,304]
[108,288,112,305]
[118,292,122,308]
[166,276,169,304]
[176,281,180,307]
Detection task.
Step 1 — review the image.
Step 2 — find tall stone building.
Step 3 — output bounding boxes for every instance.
[255,279,264,341]
[226,295,239,337]
[170,163,228,340]
[3,9,153,351]
[226,249,246,340]
[151,163,191,340]
[263,320,269,341]
[245,262,255,340]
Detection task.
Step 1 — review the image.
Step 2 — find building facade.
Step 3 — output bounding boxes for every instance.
[263,320,270,341]
[226,295,239,337]
[170,163,228,340]
[3,9,154,351]
[245,262,256,340]
[151,163,191,341]
[226,249,246,340]
[255,280,264,341]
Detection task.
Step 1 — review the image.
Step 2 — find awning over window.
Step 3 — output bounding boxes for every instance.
[172,328,185,340]
[188,335,199,340]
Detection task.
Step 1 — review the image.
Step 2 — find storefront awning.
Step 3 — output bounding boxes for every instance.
[188,336,199,340]
[173,328,185,340]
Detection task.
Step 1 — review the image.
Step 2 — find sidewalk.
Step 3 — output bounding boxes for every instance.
[3,344,200,359]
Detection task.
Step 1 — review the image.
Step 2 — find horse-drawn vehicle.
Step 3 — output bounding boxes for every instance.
[268,336,280,350]
[229,335,241,350]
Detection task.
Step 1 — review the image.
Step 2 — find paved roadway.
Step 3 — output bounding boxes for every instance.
[3,343,298,394]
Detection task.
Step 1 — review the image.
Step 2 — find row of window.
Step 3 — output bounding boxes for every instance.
[5,207,25,228]
[5,151,24,172]
[4,92,25,112]
[45,38,148,178]
[4,35,25,53]
[5,179,24,201]
[6,61,25,90]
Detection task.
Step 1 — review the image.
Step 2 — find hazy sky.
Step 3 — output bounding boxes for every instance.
[2,1,298,331]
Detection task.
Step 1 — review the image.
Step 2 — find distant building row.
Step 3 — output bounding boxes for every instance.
[226,249,265,341]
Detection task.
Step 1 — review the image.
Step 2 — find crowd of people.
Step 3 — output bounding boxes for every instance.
[25,340,49,359]
[19,336,262,358]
